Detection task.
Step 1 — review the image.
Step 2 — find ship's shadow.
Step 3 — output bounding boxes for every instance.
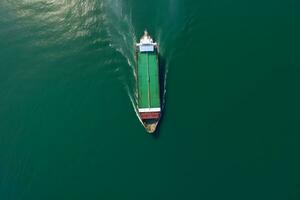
[151,54,167,139]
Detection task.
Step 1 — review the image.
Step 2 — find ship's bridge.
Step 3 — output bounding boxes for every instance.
[139,45,154,52]
[136,30,157,52]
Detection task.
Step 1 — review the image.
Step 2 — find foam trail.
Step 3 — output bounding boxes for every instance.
[155,0,186,110]
[103,0,136,69]
[102,0,138,112]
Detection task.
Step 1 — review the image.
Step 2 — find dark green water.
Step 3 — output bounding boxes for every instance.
[1,0,300,199]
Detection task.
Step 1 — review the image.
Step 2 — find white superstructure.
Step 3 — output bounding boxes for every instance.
[136,30,157,52]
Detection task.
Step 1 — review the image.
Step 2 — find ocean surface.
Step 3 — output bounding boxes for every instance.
[1,0,300,199]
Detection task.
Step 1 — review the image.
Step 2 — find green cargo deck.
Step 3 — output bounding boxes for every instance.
[138,51,160,109]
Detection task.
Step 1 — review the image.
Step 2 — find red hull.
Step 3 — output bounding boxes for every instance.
[139,112,160,120]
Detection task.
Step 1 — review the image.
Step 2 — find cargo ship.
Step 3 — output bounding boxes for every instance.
[136,31,161,133]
